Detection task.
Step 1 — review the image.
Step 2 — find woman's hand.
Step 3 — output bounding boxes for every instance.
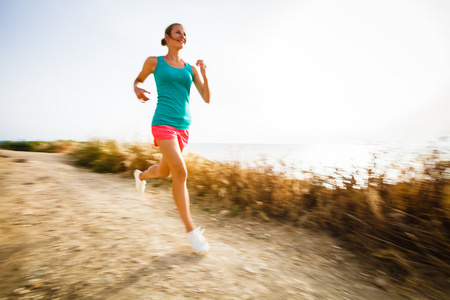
[134,86,150,103]
[196,60,207,78]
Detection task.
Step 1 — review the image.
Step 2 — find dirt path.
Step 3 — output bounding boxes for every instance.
[0,150,428,299]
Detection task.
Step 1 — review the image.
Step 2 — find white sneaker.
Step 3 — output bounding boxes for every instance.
[187,227,210,255]
[134,170,146,194]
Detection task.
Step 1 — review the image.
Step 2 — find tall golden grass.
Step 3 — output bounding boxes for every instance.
[2,140,449,292]
[186,150,449,288]
[0,140,78,153]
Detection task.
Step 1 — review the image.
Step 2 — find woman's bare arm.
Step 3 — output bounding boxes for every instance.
[134,57,158,102]
[192,60,210,104]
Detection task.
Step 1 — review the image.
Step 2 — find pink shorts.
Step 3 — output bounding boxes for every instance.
[151,125,189,149]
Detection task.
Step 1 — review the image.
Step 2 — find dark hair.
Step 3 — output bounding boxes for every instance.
[161,23,182,46]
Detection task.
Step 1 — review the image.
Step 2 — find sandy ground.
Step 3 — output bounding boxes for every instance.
[0,149,438,299]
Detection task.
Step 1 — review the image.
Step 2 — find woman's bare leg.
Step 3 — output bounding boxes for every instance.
[139,154,170,180]
[147,139,194,232]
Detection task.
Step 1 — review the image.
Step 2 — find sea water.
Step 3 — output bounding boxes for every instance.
[184,140,449,184]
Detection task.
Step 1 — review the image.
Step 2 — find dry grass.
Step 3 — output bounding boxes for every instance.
[2,140,449,293]
[67,140,169,187]
[186,150,450,293]
[0,140,78,153]
[186,150,450,294]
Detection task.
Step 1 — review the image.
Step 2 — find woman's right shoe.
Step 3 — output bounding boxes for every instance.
[134,170,146,194]
[187,227,210,255]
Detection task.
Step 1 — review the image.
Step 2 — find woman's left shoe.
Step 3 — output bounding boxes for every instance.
[134,170,146,194]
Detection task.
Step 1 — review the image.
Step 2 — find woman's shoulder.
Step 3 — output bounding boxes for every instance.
[188,62,197,75]
[142,56,160,73]
[145,56,160,65]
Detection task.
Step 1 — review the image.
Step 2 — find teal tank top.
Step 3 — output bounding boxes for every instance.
[152,56,194,130]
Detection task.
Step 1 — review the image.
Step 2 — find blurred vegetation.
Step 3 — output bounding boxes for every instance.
[2,139,449,293]
[69,140,164,181]
[69,140,128,173]
[187,151,450,295]
[0,140,79,153]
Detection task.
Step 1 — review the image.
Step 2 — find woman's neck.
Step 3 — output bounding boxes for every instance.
[165,49,182,62]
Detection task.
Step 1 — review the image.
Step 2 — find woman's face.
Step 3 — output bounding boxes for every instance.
[167,25,186,49]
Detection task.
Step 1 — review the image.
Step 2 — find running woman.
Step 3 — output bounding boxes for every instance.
[133,23,211,254]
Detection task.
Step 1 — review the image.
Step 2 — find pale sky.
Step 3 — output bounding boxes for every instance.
[1,0,449,144]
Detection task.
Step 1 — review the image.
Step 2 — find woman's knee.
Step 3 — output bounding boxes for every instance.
[171,165,188,181]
